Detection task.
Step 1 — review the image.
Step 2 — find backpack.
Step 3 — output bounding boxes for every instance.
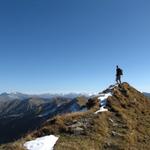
[119,69,123,75]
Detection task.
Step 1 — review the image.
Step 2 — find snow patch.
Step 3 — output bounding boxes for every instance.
[94,107,108,113]
[94,93,112,114]
[98,93,112,101]
[24,135,59,150]
[108,84,118,90]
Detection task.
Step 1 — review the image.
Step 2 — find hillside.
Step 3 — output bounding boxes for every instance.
[1,82,150,150]
[0,96,88,144]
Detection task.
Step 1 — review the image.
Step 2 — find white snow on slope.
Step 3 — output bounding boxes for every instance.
[94,93,112,114]
[24,135,59,150]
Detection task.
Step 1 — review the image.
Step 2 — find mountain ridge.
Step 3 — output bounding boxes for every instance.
[0,92,92,102]
[1,82,150,150]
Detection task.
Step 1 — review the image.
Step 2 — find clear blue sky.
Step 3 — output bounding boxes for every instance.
[0,0,150,94]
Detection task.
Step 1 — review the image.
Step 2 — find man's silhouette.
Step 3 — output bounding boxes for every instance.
[116,65,123,84]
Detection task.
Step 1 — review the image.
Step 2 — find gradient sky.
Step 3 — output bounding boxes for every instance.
[0,0,150,94]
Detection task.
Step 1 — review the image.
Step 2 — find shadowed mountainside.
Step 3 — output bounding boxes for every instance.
[0,96,88,144]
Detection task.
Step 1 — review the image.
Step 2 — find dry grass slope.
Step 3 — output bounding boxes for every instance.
[1,82,150,150]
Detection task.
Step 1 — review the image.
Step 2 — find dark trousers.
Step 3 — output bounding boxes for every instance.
[116,75,121,84]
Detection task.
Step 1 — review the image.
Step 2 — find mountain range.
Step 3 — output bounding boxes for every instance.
[0,83,150,150]
[143,92,150,98]
[0,91,149,102]
[0,92,92,101]
[0,95,88,144]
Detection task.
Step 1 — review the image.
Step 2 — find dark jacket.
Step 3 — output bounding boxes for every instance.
[116,68,123,76]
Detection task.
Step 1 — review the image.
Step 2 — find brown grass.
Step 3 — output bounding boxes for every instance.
[1,83,150,150]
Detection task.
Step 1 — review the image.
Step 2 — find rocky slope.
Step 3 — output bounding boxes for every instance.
[1,82,150,150]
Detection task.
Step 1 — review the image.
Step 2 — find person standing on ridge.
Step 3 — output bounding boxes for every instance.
[116,65,123,84]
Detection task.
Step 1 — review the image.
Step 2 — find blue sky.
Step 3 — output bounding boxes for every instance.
[0,0,150,93]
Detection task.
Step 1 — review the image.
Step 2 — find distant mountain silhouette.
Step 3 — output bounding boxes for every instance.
[0,92,90,101]
[143,92,150,98]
